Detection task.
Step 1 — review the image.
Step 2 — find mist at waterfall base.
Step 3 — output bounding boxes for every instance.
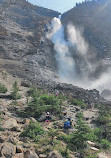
[46,16,111,94]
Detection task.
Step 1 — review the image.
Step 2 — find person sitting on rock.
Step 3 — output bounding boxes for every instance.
[63,108,67,116]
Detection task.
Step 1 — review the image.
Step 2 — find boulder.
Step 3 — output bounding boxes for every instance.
[97,155,108,158]
[36,148,43,155]
[90,147,99,152]
[39,154,47,158]
[16,145,23,153]
[30,117,37,123]
[21,81,31,87]
[1,142,16,158]
[10,126,23,132]
[69,154,76,158]
[0,135,6,143]
[3,118,19,129]
[23,118,30,124]
[56,121,63,129]
[48,150,63,158]
[16,118,24,124]
[97,153,109,158]
[87,141,96,147]
[24,150,39,158]
[8,136,19,144]
[28,153,39,158]
[12,153,24,158]
[38,113,46,122]
[23,143,31,148]
[24,150,32,158]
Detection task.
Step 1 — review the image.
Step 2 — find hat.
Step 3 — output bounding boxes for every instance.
[47,112,50,115]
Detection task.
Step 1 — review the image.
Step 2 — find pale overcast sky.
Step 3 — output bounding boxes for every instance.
[28,0,84,13]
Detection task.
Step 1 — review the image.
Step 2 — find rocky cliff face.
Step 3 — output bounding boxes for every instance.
[0,0,60,84]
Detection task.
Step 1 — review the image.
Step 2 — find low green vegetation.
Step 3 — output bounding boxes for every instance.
[0,82,7,93]
[25,88,61,118]
[100,139,111,149]
[59,107,111,157]
[18,86,111,157]
[11,81,21,100]
[62,122,91,150]
[70,98,87,109]
[21,122,44,141]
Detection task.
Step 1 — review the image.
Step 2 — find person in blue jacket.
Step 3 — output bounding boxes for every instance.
[64,118,72,129]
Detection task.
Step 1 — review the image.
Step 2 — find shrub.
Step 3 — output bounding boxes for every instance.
[70,98,87,109]
[26,93,60,118]
[40,94,59,105]
[95,105,111,141]
[0,127,5,131]
[100,139,110,149]
[21,122,44,141]
[11,81,21,100]
[28,87,42,100]
[85,130,98,142]
[0,83,7,93]
[97,114,110,124]
[62,122,91,150]
[27,101,60,118]
[92,128,103,140]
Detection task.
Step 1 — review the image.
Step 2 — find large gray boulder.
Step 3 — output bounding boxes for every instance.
[12,153,24,158]
[28,153,39,158]
[38,113,46,122]
[3,118,19,129]
[8,136,19,144]
[1,142,16,158]
[24,150,39,158]
[97,152,109,158]
[39,154,47,158]
[0,135,6,143]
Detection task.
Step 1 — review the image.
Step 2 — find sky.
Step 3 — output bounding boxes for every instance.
[28,0,84,13]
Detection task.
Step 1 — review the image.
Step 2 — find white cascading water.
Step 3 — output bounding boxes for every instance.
[46,16,111,96]
[46,16,76,83]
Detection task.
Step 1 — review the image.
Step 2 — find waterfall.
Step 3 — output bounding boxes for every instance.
[46,16,111,95]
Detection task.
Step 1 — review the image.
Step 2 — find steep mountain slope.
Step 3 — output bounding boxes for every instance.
[0,0,60,83]
[62,0,111,80]
[0,0,111,103]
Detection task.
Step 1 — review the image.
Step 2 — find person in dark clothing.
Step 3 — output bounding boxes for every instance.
[45,112,51,123]
[68,118,72,128]
[64,118,73,129]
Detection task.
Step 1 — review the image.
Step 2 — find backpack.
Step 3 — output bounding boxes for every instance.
[64,121,71,129]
